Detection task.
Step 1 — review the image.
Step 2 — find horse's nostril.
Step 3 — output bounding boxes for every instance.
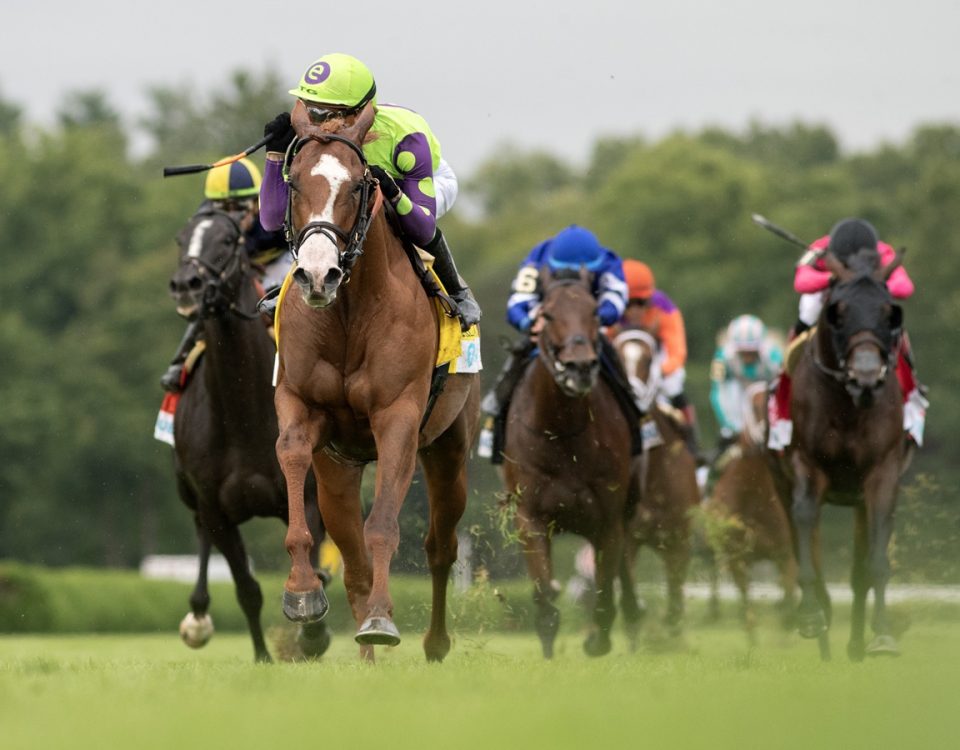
[324,267,343,287]
[293,268,311,287]
[169,280,178,294]
[188,277,203,291]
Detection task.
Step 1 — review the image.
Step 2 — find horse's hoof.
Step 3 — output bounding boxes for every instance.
[797,610,828,639]
[423,631,452,663]
[282,587,329,623]
[866,634,900,657]
[355,616,401,646]
[297,623,332,659]
[179,612,214,648]
[583,631,612,657]
[847,640,866,662]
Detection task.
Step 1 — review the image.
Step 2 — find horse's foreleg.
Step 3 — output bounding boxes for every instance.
[419,435,469,663]
[208,520,270,662]
[864,462,901,657]
[356,404,421,646]
[848,506,869,661]
[789,458,829,646]
[180,517,214,649]
[516,509,560,659]
[311,453,368,659]
[585,523,624,658]
[276,386,328,623]
[618,548,643,652]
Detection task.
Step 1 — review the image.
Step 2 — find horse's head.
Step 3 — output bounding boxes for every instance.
[613,328,661,411]
[819,250,904,405]
[537,269,601,397]
[169,207,248,319]
[285,102,380,309]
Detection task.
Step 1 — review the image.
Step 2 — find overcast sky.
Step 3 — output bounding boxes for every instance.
[4,0,958,174]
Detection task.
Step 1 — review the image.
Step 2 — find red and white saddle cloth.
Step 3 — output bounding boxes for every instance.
[153,342,207,447]
[767,343,928,450]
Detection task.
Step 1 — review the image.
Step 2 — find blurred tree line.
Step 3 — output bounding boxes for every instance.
[0,72,956,581]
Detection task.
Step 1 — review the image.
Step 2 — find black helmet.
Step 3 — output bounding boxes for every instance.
[828,218,878,267]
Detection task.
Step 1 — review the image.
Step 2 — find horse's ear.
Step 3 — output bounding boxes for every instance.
[579,265,592,287]
[876,247,906,282]
[826,300,843,327]
[889,303,903,332]
[291,100,311,136]
[541,265,554,290]
[823,250,852,281]
[343,102,376,147]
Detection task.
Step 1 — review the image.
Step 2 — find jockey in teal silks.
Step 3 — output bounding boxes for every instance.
[258,53,480,331]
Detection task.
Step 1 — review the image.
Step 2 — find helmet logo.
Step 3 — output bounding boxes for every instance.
[304,62,331,85]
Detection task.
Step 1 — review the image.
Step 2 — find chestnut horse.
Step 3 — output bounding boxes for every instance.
[168,207,329,662]
[706,381,795,643]
[274,103,480,662]
[503,273,640,658]
[769,249,908,661]
[613,328,697,636]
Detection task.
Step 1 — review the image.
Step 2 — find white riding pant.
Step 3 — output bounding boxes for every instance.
[661,367,686,399]
[798,291,826,326]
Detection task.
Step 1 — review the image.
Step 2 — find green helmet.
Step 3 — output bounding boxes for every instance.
[289,53,377,110]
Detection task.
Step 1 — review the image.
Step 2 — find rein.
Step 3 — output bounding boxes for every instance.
[283,133,382,282]
[182,208,261,321]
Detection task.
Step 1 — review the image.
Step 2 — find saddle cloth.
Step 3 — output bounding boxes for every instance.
[153,341,207,447]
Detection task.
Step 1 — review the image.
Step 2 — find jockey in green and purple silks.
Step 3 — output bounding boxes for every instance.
[258,53,480,330]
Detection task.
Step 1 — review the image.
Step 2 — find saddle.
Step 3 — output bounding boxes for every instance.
[785,328,814,376]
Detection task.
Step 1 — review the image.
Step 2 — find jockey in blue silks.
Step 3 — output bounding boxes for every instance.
[479,225,642,464]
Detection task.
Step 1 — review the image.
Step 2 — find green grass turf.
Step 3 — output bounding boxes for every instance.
[2,608,959,750]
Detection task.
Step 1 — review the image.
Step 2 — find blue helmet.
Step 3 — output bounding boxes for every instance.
[545,225,605,272]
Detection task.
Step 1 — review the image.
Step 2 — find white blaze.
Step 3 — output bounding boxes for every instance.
[187,218,214,258]
[297,153,351,278]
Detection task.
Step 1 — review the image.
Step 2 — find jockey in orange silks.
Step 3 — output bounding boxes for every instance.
[768,218,927,450]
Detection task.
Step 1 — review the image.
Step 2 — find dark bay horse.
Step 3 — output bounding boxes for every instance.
[706,381,795,642]
[769,249,908,661]
[274,103,480,662]
[168,207,329,662]
[503,273,640,658]
[613,328,697,637]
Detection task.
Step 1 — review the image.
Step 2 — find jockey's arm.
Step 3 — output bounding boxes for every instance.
[259,154,287,232]
[654,295,688,376]
[708,352,735,434]
[595,254,628,326]
[878,242,915,299]
[506,245,549,332]
[382,132,438,247]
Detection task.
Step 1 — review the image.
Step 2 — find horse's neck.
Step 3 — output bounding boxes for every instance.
[200,281,275,418]
[339,213,415,319]
[528,359,593,431]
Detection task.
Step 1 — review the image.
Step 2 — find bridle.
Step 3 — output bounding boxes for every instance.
[283,133,382,282]
[537,279,602,393]
[178,208,260,320]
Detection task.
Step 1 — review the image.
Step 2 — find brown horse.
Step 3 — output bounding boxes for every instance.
[613,328,697,637]
[168,207,329,662]
[769,249,908,661]
[503,273,640,658]
[273,103,480,662]
[706,381,796,643]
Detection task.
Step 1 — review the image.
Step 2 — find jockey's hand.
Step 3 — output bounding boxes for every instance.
[264,112,295,154]
[370,165,401,203]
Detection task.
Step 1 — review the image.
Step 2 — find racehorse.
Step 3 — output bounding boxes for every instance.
[503,272,640,658]
[273,102,480,662]
[168,207,330,662]
[705,381,795,643]
[769,248,908,661]
[613,328,697,638]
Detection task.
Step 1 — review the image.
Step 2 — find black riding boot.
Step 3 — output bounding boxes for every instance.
[479,337,535,463]
[425,229,482,332]
[669,392,702,460]
[597,336,644,456]
[160,319,202,393]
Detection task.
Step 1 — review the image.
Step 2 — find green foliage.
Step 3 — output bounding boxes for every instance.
[0,74,957,579]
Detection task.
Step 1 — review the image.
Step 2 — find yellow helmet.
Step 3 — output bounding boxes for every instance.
[204,157,261,201]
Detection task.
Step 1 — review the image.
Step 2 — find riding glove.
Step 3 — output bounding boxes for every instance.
[370,165,401,203]
[264,112,295,153]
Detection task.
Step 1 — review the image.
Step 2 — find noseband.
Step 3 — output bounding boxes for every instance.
[283,133,381,281]
[180,208,259,320]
